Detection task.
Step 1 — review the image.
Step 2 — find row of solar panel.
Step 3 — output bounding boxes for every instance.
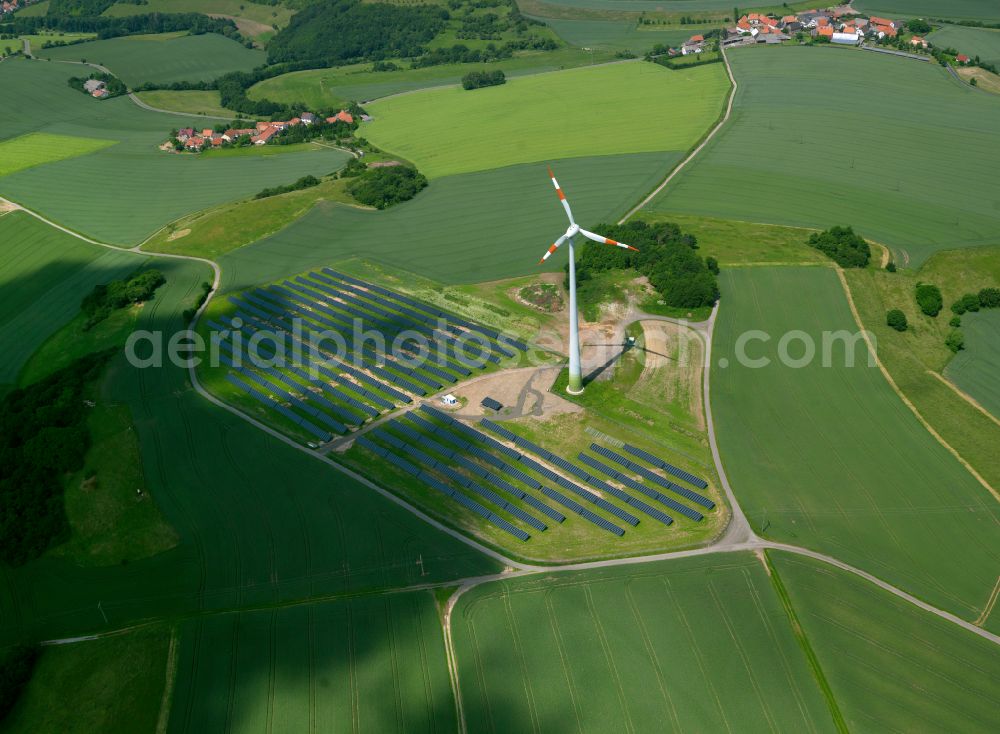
[623,443,709,490]
[540,487,625,537]
[576,454,678,526]
[420,405,643,534]
[420,403,640,535]
[306,272,503,365]
[226,373,332,442]
[292,276,477,376]
[323,268,529,352]
[236,290,432,397]
[217,333,368,425]
[251,284,450,391]
[593,443,714,510]
[215,313,405,410]
[579,452,701,522]
[356,434,530,541]
[475,420,677,526]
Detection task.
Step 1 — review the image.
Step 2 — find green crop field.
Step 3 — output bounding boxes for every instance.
[102,0,295,28]
[0,211,142,385]
[0,256,499,647]
[711,266,1000,620]
[650,46,1000,267]
[133,89,233,118]
[0,627,171,734]
[248,47,613,109]
[0,61,350,245]
[928,24,1000,65]
[39,32,266,87]
[772,551,1000,730]
[219,152,677,290]
[854,0,1000,22]
[168,591,454,732]
[945,310,1000,420]
[363,61,729,178]
[539,17,693,52]
[453,553,835,732]
[0,132,115,178]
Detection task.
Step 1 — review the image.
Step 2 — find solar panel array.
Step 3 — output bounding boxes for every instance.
[622,443,710,490]
[595,443,714,510]
[225,373,332,442]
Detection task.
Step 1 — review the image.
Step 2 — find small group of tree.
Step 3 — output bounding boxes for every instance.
[0,350,115,566]
[410,36,556,68]
[807,226,871,268]
[461,69,505,89]
[346,165,428,209]
[945,287,1000,350]
[886,309,908,332]
[5,11,241,43]
[181,281,214,324]
[67,71,126,99]
[255,174,321,200]
[0,645,39,722]
[915,282,943,317]
[906,18,932,34]
[80,269,165,329]
[371,60,400,72]
[573,220,719,309]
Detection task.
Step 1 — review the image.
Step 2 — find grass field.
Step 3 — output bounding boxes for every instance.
[957,65,1000,94]
[0,132,115,178]
[711,266,1000,621]
[0,59,351,245]
[453,553,835,733]
[945,310,1000,419]
[772,551,1000,731]
[0,256,500,648]
[928,24,1000,65]
[248,47,615,109]
[853,0,1000,22]
[0,627,171,734]
[134,89,233,118]
[168,590,454,733]
[650,46,1000,267]
[0,212,142,385]
[39,32,266,87]
[844,245,1000,492]
[363,61,729,178]
[218,152,678,290]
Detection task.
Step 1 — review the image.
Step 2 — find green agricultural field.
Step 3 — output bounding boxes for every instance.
[133,89,234,118]
[650,46,1000,267]
[928,24,1000,65]
[945,310,1000,419]
[363,61,729,178]
[39,32,266,87]
[711,266,1000,621]
[772,551,1000,730]
[0,257,499,648]
[0,627,171,734]
[453,553,836,733]
[0,211,142,385]
[168,591,454,732]
[18,32,97,53]
[854,0,1000,22]
[248,47,617,110]
[537,17,693,52]
[219,152,678,290]
[0,132,115,178]
[0,61,350,245]
[102,0,295,28]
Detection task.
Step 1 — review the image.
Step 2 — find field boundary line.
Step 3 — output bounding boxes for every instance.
[974,576,1000,627]
[617,48,737,224]
[927,369,1000,430]
[155,625,180,734]
[836,268,1000,505]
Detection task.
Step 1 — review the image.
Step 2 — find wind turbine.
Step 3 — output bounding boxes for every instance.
[540,167,637,394]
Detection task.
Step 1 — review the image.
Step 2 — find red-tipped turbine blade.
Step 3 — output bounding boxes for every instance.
[539,235,568,264]
[579,228,638,251]
[547,166,575,225]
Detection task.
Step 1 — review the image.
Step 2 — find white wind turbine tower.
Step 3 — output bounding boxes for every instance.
[540,167,637,394]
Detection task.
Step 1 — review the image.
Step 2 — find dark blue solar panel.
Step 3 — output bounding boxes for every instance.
[541,488,624,536]
[622,443,709,490]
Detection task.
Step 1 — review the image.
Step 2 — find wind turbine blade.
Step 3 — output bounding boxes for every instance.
[579,229,638,251]
[539,235,568,263]
[547,166,575,225]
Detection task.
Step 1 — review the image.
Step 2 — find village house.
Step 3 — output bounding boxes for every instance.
[251,126,280,145]
[957,54,970,64]
[301,112,316,124]
[681,34,705,55]
[910,36,929,49]
[184,136,204,151]
[327,110,354,124]
[1,1,21,15]
[177,127,194,141]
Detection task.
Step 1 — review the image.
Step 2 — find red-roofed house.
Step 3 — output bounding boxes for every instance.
[201,128,213,138]
[910,36,928,48]
[869,17,896,29]
[957,54,970,64]
[256,121,271,131]
[210,136,223,147]
[816,25,834,38]
[871,22,897,38]
[251,126,279,145]
[327,110,354,124]
[185,137,204,151]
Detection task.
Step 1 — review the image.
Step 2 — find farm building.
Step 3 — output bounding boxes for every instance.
[831,32,861,46]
